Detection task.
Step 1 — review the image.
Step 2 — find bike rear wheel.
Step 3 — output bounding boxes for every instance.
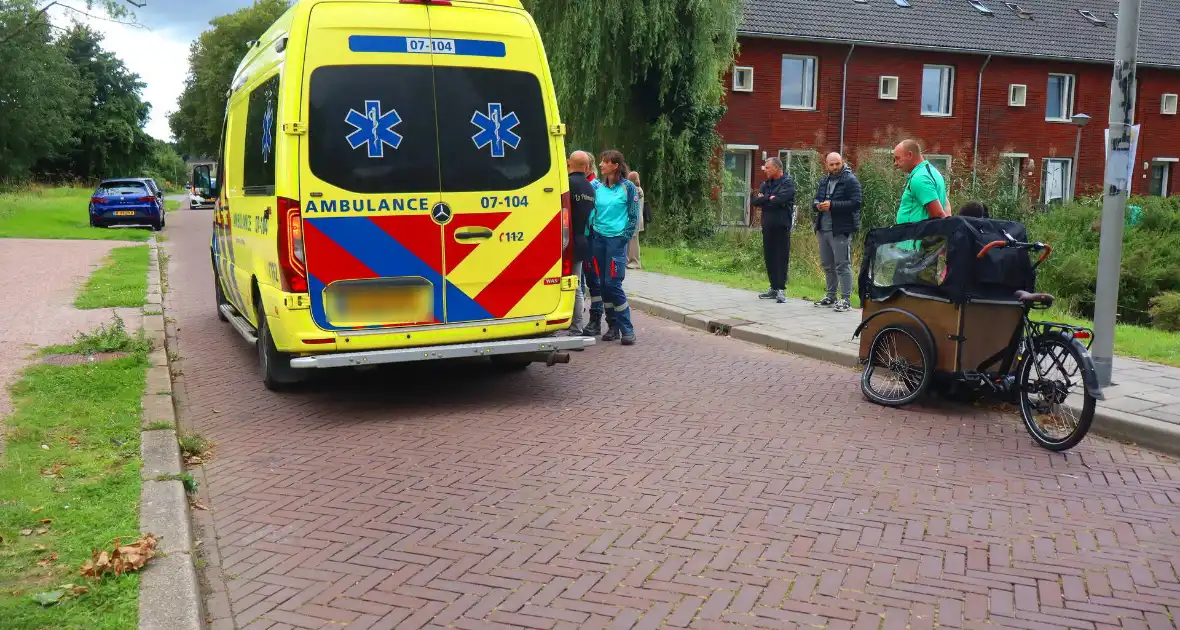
[1018,332,1096,451]
[861,324,934,407]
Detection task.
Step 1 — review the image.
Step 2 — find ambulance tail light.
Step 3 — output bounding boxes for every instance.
[277,197,308,293]
[560,191,573,277]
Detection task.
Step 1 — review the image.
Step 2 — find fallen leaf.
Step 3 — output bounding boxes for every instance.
[37,553,58,567]
[33,544,46,551]
[80,533,157,578]
[31,506,43,513]
[70,585,88,595]
[19,529,32,536]
[191,501,208,511]
[35,528,48,535]
[39,519,52,524]
[32,590,64,606]
[59,436,79,447]
[40,464,63,478]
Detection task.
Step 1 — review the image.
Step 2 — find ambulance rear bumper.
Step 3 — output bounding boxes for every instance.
[288,336,595,369]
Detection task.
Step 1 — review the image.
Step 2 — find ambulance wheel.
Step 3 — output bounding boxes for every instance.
[214,271,229,322]
[256,302,305,391]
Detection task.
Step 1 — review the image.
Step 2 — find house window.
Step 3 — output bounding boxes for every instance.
[1042,157,1072,204]
[879,76,899,100]
[780,55,818,110]
[732,66,754,92]
[1009,84,1027,107]
[1046,74,1076,121]
[1150,162,1172,197]
[1163,93,1178,115]
[921,65,954,116]
[926,154,952,174]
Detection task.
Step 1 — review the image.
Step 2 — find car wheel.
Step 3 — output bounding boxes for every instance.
[256,300,306,391]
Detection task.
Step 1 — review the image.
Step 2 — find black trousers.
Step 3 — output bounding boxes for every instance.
[761,211,792,291]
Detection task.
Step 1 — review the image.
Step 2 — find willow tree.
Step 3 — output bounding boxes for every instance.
[523,0,741,240]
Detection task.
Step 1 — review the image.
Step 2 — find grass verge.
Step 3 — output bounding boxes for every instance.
[0,188,151,242]
[75,246,150,310]
[0,321,148,629]
[643,234,1180,367]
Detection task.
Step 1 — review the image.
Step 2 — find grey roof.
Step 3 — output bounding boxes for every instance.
[739,0,1180,68]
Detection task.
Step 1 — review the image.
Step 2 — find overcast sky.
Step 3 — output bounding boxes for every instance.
[49,0,257,141]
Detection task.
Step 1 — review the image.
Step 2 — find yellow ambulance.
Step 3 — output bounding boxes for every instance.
[194,0,590,390]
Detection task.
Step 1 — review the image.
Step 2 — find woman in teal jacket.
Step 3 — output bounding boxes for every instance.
[585,150,641,345]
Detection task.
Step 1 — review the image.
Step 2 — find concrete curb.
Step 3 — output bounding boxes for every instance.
[630,294,1180,457]
[138,237,202,630]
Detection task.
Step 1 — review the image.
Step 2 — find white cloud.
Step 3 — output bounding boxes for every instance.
[49,2,196,142]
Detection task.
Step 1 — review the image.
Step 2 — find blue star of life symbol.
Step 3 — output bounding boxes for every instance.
[471,103,521,158]
[345,100,403,158]
[261,101,275,164]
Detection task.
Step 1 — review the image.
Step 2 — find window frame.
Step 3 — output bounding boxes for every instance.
[1150,161,1173,197]
[920,65,955,117]
[779,54,819,111]
[1046,73,1076,123]
[1000,153,1028,195]
[1041,157,1073,204]
[1009,84,1028,107]
[1162,93,1179,116]
[732,66,754,93]
[926,154,952,174]
[242,73,280,197]
[879,76,899,100]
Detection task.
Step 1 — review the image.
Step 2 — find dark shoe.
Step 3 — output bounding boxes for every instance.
[584,320,602,337]
[621,334,636,346]
[834,299,852,313]
[602,327,621,342]
[814,297,836,308]
[758,287,777,300]
[776,290,787,304]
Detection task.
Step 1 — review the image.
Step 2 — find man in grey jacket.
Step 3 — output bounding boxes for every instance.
[812,152,862,313]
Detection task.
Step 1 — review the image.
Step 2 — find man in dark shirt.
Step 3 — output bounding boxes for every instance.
[750,157,796,303]
[566,150,597,337]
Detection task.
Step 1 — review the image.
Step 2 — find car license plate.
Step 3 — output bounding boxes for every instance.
[325,280,434,326]
[113,211,135,216]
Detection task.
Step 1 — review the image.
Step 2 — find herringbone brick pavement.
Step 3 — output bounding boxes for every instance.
[164,211,1180,630]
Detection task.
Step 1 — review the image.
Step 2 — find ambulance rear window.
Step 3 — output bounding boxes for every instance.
[434,67,550,193]
[307,65,441,194]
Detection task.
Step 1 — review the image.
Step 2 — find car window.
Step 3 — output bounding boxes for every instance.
[97,183,148,196]
[244,75,280,196]
[434,67,550,193]
[307,64,440,194]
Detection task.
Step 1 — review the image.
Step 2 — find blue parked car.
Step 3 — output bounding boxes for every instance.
[89,179,165,231]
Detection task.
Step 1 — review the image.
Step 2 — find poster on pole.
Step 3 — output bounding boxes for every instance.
[1105,124,1141,188]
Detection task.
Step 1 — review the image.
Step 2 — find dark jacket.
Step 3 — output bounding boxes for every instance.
[812,164,863,234]
[568,172,595,263]
[751,174,795,215]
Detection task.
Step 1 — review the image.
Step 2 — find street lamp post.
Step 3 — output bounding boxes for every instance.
[1071,113,1091,201]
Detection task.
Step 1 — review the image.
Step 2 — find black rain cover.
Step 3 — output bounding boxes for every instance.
[858,216,1037,305]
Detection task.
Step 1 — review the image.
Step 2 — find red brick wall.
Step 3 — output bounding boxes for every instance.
[721,37,1180,202]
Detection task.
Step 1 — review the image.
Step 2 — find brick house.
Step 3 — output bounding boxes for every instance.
[720,0,1180,225]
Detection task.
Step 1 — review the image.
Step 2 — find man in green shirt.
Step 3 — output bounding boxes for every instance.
[893,139,949,224]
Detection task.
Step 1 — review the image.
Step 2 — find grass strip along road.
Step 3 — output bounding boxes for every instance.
[75,246,150,310]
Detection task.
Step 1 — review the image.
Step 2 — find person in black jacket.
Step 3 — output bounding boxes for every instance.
[751,157,795,303]
[564,151,597,336]
[811,152,862,312]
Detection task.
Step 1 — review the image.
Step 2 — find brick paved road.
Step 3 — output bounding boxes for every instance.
[164,210,1180,630]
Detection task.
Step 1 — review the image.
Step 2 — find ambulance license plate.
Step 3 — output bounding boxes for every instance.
[113,211,136,216]
[326,280,434,326]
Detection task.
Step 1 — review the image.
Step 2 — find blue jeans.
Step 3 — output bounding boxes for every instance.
[588,234,634,336]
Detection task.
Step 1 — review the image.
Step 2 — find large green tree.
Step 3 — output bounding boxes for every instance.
[36,24,153,180]
[168,0,290,158]
[523,0,742,239]
[0,0,83,180]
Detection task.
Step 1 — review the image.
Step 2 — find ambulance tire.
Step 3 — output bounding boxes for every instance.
[214,271,229,322]
[256,302,305,391]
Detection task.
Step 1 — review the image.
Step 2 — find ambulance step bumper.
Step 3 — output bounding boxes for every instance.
[288,336,596,369]
[221,305,258,346]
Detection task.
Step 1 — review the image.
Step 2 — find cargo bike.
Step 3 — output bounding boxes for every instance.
[852,216,1105,452]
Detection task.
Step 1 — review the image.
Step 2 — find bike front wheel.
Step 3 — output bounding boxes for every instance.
[1018,332,1096,451]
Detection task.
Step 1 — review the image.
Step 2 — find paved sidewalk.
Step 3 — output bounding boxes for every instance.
[626,270,1180,455]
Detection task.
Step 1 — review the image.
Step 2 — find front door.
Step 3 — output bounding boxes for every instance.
[722,150,752,225]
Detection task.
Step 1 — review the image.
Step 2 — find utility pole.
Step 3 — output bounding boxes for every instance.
[1092,0,1141,387]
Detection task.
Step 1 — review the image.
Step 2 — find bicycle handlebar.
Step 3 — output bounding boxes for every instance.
[977,239,1052,265]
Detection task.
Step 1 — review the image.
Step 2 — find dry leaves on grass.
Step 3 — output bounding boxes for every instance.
[37,553,58,568]
[80,533,158,578]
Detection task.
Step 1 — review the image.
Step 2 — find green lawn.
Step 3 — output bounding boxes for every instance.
[75,246,150,310]
[0,329,147,629]
[0,188,152,242]
[643,243,1180,367]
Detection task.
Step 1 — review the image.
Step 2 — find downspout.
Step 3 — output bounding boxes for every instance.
[972,55,993,188]
[839,44,856,156]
